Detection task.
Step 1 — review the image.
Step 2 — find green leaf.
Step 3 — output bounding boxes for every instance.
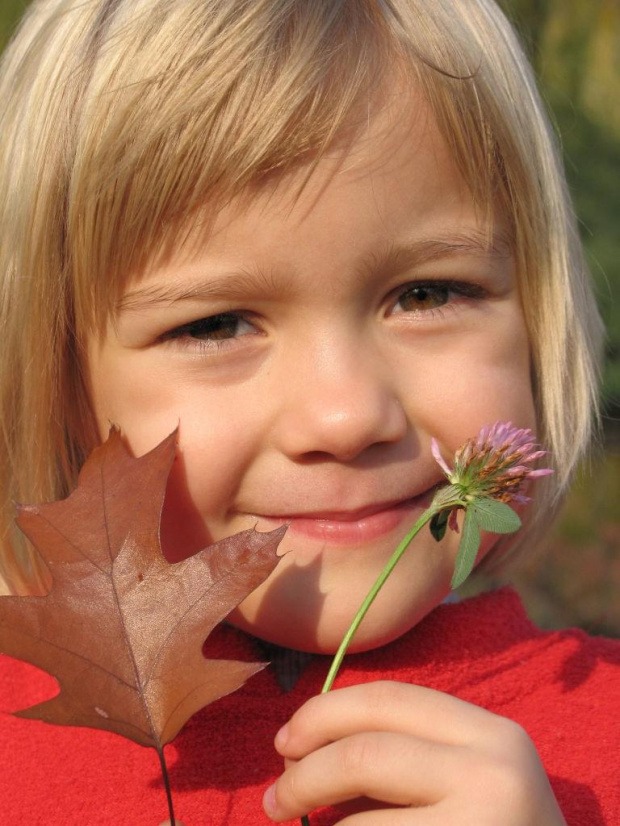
[451,508,481,590]
[430,510,449,542]
[470,498,521,534]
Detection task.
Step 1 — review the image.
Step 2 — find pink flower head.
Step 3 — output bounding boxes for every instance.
[431,421,553,506]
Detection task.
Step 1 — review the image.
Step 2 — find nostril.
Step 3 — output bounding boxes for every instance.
[298,449,348,464]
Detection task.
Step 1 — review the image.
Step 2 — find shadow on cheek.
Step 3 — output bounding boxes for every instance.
[160,455,213,562]
[252,553,327,651]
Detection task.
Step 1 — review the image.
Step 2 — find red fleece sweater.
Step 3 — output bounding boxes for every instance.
[1,588,618,825]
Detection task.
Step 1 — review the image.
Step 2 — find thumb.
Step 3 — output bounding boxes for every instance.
[159,821,186,826]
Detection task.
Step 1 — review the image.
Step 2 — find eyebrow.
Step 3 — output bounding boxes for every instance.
[117,229,513,313]
[361,229,513,283]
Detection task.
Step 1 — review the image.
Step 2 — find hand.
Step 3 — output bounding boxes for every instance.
[263,681,567,825]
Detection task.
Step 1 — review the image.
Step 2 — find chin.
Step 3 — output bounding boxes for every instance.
[227,601,423,655]
[225,549,455,654]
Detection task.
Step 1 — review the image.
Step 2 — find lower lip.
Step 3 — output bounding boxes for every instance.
[257,492,434,546]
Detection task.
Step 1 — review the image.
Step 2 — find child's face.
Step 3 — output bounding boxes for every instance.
[87,93,535,653]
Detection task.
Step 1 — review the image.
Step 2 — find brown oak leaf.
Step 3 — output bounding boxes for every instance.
[0,427,286,750]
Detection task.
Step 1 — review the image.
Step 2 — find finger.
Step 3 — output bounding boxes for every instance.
[264,731,456,821]
[276,681,498,759]
[336,806,451,826]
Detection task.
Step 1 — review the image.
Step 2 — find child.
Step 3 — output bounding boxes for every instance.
[0,0,617,824]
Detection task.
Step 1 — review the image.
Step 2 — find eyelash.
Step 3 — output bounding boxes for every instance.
[161,280,487,353]
[161,313,258,353]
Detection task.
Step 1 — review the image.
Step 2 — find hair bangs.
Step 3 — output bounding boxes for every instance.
[69,0,401,333]
[70,0,521,334]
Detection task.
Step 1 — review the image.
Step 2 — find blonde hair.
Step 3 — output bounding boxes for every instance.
[0,0,603,594]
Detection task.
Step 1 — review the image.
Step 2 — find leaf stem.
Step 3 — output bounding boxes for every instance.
[157,746,176,826]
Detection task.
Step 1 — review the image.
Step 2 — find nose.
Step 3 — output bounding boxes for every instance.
[272,336,408,463]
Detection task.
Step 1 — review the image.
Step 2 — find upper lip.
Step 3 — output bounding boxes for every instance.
[254,485,440,522]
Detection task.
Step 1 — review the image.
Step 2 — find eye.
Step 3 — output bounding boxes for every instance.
[162,312,258,348]
[395,284,450,312]
[392,280,487,316]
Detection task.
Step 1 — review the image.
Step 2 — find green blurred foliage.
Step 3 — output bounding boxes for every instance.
[0,1,25,50]
[501,0,620,416]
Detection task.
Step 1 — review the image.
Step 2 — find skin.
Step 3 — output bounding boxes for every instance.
[87,92,565,823]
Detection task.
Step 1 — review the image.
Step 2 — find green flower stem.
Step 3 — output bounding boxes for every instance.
[320,506,438,694]
[299,486,465,826]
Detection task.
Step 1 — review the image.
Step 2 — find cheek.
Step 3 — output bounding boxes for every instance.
[409,314,536,448]
[160,456,213,561]
[89,345,254,463]
[87,351,265,557]
[159,417,260,560]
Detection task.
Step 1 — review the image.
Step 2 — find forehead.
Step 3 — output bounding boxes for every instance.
[80,66,509,338]
[112,94,511,316]
[64,1,529,339]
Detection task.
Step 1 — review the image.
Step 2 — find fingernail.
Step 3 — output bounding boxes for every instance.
[274,722,289,749]
[263,782,278,817]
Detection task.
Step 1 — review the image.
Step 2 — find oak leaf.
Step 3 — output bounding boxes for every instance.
[0,428,286,750]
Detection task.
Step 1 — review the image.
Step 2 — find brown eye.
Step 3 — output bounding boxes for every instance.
[397,284,450,312]
[173,313,254,341]
[187,314,241,340]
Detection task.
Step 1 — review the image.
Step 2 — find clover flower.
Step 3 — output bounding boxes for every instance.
[427,421,554,587]
[431,421,554,506]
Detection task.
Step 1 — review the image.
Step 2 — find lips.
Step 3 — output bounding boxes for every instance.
[251,486,438,546]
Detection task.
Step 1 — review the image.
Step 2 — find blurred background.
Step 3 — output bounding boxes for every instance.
[0,0,618,635]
